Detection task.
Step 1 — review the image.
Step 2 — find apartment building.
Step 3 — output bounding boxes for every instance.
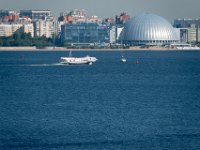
[0,24,22,36]
[33,19,55,38]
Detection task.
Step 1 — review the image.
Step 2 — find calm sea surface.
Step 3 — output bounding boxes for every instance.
[0,50,200,149]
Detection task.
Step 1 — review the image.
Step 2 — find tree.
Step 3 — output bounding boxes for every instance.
[0,32,56,47]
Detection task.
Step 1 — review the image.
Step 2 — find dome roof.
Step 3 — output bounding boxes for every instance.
[122,13,179,45]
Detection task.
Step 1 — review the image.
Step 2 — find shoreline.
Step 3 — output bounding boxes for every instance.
[0,46,199,51]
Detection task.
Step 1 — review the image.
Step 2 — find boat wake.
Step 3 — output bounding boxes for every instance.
[29,63,93,66]
[29,63,65,67]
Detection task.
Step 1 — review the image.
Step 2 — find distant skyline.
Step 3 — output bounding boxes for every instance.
[1,0,200,23]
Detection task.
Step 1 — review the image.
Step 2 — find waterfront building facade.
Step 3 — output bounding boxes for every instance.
[174,19,200,43]
[61,22,109,44]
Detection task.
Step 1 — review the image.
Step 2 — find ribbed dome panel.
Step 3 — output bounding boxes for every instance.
[122,13,179,45]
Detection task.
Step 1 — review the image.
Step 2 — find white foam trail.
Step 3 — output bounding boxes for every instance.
[29,63,65,66]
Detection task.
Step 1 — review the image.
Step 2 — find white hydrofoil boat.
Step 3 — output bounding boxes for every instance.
[60,56,97,65]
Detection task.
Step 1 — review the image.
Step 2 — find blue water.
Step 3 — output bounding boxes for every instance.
[0,50,200,150]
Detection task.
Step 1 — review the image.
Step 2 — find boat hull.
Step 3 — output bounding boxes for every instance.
[120,58,127,62]
[60,56,97,65]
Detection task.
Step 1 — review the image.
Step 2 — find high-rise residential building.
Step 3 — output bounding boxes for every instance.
[0,23,34,37]
[59,9,87,23]
[20,10,52,20]
[0,24,22,37]
[0,10,19,23]
[174,18,200,28]
[33,19,56,38]
[61,22,109,44]
[0,9,58,39]
[109,25,123,44]
[68,9,86,19]
[23,24,34,37]
[0,10,10,17]
[0,24,12,36]
[197,28,200,42]
[178,28,188,43]
[174,19,200,43]
[59,9,103,24]
[188,25,197,42]
[109,26,116,44]
[104,18,115,25]
[0,10,17,18]
[115,12,130,25]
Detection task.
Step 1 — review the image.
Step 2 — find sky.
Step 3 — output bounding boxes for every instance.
[0,0,200,23]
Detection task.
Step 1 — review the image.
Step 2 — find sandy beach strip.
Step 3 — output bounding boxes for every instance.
[0,46,197,51]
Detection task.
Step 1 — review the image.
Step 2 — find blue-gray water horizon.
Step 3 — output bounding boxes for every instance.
[0,50,200,149]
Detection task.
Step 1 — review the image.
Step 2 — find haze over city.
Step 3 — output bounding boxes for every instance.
[1,0,200,22]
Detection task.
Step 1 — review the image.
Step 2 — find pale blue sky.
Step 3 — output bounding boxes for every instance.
[0,0,200,22]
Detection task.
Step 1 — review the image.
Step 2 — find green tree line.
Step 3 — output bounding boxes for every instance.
[0,33,55,48]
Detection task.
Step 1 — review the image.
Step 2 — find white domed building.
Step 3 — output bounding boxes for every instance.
[120,13,179,46]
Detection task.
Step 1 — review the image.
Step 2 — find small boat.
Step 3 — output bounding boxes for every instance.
[120,56,127,62]
[120,50,127,62]
[60,55,97,65]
